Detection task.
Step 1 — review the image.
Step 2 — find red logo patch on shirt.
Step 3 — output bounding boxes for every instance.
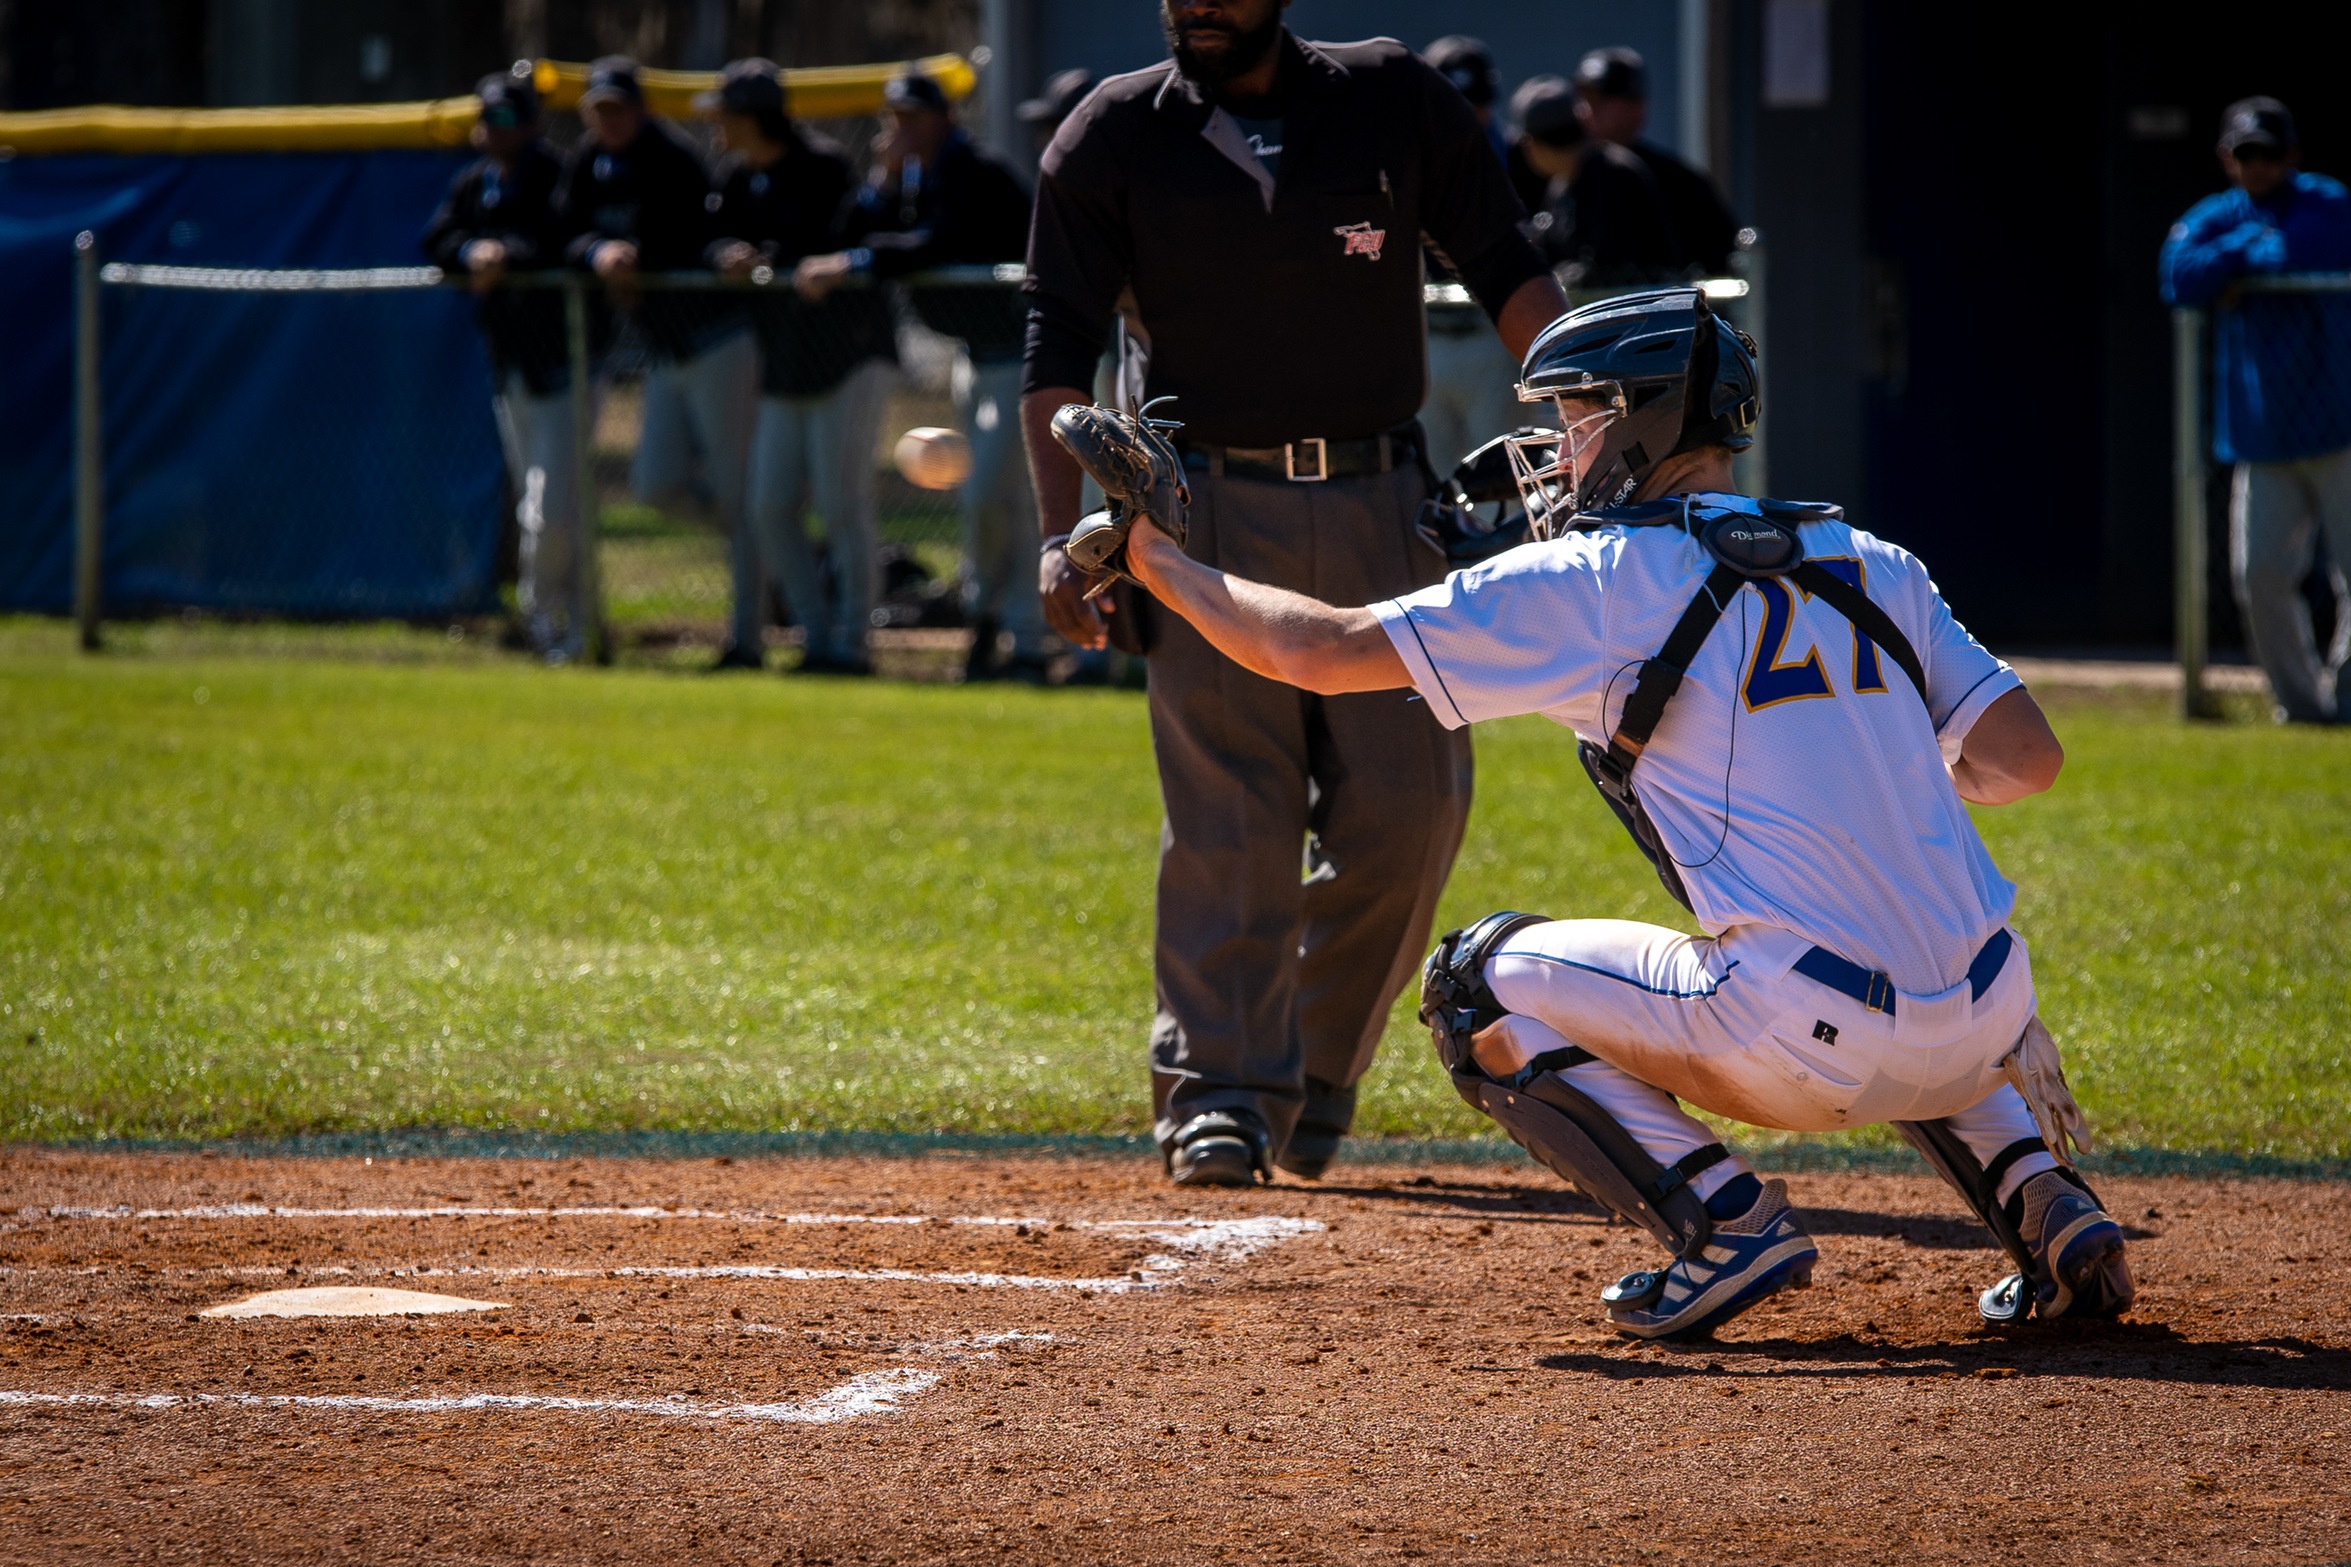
[1333,221,1387,262]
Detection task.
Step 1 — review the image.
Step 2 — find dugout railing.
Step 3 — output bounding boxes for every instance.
[68,234,1764,663]
[2172,272,2351,718]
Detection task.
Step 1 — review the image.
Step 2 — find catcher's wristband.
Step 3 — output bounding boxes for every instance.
[1040,533,1072,556]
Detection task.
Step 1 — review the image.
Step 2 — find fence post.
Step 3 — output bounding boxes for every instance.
[2172,306,2214,719]
[565,276,608,665]
[73,230,104,652]
[1735,230,1767,499]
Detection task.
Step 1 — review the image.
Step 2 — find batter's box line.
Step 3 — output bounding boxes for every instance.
[12,1214,1324,1294]
[0,1332,1054,1427]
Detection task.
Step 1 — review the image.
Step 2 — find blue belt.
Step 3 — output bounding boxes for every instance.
[1791,929,2012,1019]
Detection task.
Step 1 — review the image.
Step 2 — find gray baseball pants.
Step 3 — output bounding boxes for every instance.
[1147,464,1475,1158]
[1420,318,1523,475]
[955,354,1049,655]
[749,358,896,665]
[2232,446,2351,723]
[492,370,590,661]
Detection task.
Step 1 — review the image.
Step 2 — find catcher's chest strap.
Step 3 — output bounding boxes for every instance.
[1599,557,1930,777]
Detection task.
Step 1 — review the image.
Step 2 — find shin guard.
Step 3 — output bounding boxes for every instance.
[1893,1119,2107,1323]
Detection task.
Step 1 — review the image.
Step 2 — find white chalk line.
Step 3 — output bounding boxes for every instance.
[5,1215,1321,1293]
[0,1332,1052,1426]
[0,1370,937,1425]
[34,1205,1254,1228]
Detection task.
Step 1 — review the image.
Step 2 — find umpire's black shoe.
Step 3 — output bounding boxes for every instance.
[1167,1111,1271,1188]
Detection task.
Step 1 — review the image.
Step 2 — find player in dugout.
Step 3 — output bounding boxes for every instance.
[561,57,764,671]
[422,66,591,664]
[2160,97,2351,725]
[702,58,900,678]
[1572,47,1741,278]
[1024,0,1569,1187]
[1045,286,2137,1338]
[794,71,1042,682]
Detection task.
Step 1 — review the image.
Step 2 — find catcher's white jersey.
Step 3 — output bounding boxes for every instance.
[1373,493,2021,996]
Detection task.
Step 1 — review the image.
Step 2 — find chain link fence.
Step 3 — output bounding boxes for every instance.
[2172,272,2351,718]
[70,243,1766,676]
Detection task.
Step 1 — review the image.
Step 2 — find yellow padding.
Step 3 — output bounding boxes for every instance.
[0,53,974,156]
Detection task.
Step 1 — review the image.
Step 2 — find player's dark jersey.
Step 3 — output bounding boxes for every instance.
[421,141,578,395]
[707,133,896,397]
[1527,140,1682,287]
[1627,138,1739,276]
[841,131,1032,364]
[559,117,741,363]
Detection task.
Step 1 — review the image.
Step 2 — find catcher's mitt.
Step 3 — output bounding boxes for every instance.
[1049,397,1188,583]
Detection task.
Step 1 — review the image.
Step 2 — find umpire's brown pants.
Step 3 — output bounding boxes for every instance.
[1147,464,1475,1158]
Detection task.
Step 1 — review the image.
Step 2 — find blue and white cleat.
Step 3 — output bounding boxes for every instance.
[1979,1171,2135,1323]
[1601,1178,1819,1340]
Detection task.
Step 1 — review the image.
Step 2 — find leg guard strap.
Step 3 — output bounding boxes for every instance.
[1894,1121,2049,1282]
[1454,1066,1718,1259]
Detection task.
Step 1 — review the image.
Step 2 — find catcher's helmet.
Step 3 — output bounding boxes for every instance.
[1503,286,1758,535]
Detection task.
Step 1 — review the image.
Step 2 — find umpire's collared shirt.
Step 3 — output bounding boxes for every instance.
[1024,32,1549,450]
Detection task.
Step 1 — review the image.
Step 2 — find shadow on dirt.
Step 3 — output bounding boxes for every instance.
[1307,1181,2156,1244]
[1534,1324,2351,1390]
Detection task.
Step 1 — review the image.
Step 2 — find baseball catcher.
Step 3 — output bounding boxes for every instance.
[1054,286,2136,1338]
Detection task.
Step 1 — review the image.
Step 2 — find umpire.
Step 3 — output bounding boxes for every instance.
[1023,0,1565,1185]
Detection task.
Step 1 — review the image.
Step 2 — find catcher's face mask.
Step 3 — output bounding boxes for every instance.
[1503,388,1625,540]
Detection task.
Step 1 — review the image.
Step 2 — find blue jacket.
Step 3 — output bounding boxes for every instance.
[2159,171,2351,462]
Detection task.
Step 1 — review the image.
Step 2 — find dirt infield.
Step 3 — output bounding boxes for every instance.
[2,1148,2346,1566]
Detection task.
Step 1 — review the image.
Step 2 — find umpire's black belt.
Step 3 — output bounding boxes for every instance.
[1180,425,1421,484]
[1792,929,2013,1019]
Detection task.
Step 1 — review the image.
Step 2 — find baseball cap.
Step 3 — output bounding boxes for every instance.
[2219,96,2294,156]
[1424,36,1498,107]
[1512,75,1585,150]
[883,70,949,116]
[1574,47,1647,101]
[1018,67,1095,126]
[695,58,785,117]
[476,66,540,129]
[578,56,644,109]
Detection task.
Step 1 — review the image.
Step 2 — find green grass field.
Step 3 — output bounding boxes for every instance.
[2,620,2346,1162]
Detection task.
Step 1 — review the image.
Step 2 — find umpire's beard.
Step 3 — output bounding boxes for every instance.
[1164,10,1284,92]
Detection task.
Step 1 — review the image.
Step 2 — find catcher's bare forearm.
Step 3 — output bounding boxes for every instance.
[1127,526,1408,695]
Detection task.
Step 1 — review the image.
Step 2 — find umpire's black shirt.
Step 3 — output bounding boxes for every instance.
[559,117,740,362]
[422,141,573,395]
[1024,33,1548,449]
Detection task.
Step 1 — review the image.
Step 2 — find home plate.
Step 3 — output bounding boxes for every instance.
[198,1287,508,1319]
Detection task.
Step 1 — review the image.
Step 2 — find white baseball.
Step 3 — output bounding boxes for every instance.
[894,426,974,490]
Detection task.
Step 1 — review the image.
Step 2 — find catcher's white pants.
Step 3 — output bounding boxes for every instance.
[1479,919,2056,1205]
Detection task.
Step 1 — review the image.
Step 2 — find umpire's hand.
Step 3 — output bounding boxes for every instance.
[1039,543,1114,651]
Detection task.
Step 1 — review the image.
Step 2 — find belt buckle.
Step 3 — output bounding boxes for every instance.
[1285,437,1328,482]
[1864,971,1894,1014]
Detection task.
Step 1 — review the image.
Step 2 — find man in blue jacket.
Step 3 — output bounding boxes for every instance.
[2160,98,2351,723]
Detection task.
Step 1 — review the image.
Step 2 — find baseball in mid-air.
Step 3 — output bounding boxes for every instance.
[893,426,973,490]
